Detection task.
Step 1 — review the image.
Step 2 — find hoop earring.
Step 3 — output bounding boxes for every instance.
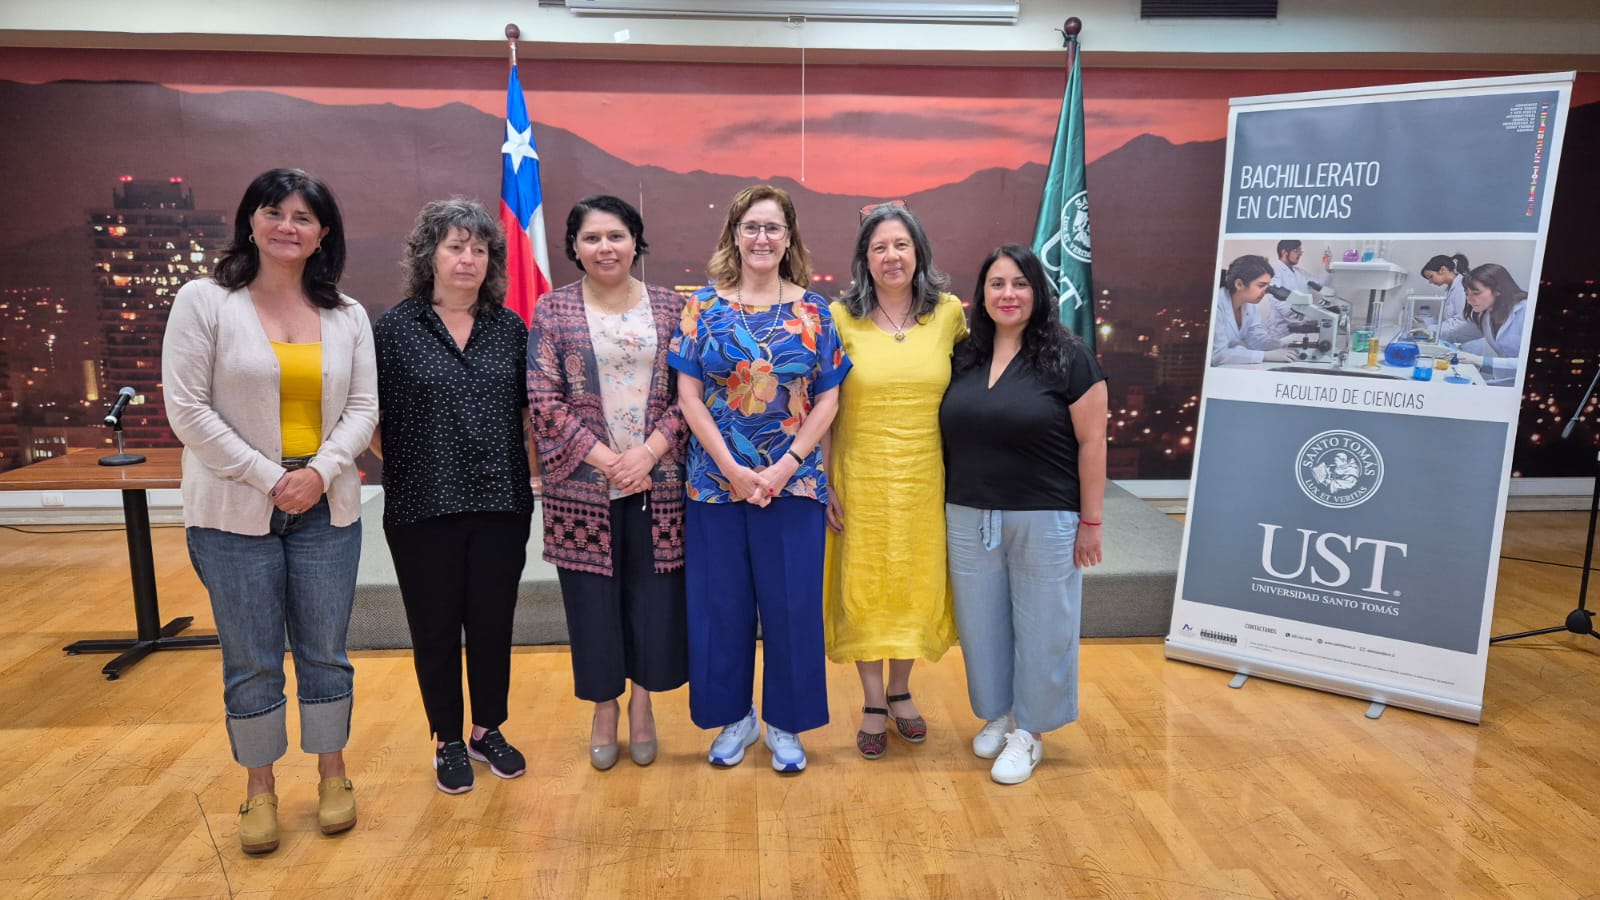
[248,235,257,245]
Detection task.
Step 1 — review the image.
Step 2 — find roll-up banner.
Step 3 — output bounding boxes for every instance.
[1167,73,1574,723]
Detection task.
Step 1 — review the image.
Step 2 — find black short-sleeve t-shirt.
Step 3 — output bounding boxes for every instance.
[939,346,1106,511]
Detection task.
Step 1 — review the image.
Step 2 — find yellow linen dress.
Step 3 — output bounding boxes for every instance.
[823,294,968,662]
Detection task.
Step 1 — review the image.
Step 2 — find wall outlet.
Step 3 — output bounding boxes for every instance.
[41,492,65,507]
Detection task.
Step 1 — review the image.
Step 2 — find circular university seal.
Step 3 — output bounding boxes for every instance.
[1295,429,1384,508]
[1061,190,1091,264]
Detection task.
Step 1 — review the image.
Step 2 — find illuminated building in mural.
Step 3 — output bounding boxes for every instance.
[91,177,227,446]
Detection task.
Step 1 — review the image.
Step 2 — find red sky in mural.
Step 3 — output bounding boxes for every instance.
[3,49,1596,197]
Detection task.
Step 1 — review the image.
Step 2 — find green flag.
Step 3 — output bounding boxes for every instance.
[1031,35,1095,353]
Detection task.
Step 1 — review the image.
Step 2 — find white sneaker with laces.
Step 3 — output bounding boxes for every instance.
[708,707,762,767]
[764,725,807,773]
[990,729,1043,784]
[972,713,1015,759]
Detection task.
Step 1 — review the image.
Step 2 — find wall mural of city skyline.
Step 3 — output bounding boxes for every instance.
[0,49,1595,480]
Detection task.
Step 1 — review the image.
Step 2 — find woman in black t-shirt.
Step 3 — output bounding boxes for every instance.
[938,243,1107,785]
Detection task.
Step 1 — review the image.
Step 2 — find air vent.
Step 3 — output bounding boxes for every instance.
[1141,0,1278,18]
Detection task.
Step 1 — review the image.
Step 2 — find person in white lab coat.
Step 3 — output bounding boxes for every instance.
[1212,255,1295,367]
[1444,263,1527,387]
[1421,253,1470,333]
[1265,240,1329,339]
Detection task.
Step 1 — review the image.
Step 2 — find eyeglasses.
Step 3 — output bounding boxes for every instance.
[737,222,789,240]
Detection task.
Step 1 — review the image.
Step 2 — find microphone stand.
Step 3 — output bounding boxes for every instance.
[1491,362,1600,643]
[98,419,147,467]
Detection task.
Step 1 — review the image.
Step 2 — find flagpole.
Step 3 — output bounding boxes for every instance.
[1061,16,1081,56]
[502,21,546,486]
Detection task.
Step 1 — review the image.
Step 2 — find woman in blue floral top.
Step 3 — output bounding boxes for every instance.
[668,184,851,773]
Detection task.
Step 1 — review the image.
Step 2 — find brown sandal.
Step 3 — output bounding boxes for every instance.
[887,692,927,743]
[856,706,889,759]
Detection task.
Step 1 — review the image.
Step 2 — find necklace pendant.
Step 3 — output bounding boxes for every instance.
[893,331,906,343]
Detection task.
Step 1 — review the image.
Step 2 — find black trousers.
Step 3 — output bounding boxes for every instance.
[384,510,532,740]
[555,495,689,702]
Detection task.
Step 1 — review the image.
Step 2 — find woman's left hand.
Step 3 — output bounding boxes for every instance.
[752,455,799,502]
[270,467,325,515]
[607,446,656,495]
[1074,522,1103,569]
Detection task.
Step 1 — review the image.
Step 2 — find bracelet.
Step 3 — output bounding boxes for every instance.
[644,443,660,463]
[1080,520,1102,527]
[786,449,805,465]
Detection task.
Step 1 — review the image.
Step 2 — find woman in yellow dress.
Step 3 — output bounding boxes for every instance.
[824,203,967,759]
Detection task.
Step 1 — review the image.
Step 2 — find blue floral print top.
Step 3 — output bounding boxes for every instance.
[668,286,851,504]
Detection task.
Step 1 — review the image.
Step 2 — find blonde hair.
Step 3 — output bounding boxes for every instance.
[707,184,812,290]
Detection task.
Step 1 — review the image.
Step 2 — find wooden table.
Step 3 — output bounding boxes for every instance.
[0,447,218,679]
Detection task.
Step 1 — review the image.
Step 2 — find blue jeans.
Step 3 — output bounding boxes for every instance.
[186,497,361,768]
[946,504,1082,735]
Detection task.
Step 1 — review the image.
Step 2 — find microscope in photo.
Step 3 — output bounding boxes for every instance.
[1266,282,1351,366]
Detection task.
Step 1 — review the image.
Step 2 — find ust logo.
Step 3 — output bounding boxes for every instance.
[1295,429,1384,509]
[1258,524,1409,596]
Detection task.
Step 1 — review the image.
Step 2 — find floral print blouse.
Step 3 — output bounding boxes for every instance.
[668,286,850,504]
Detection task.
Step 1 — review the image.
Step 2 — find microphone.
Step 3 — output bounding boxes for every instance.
[104,386,136,426]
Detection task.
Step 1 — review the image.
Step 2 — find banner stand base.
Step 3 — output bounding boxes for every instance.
[1165,640,1482,724]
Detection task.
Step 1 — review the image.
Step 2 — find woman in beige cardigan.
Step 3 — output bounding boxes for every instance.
[162,169,377,855]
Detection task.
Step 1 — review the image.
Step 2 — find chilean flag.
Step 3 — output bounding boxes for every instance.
[500,65,552,323]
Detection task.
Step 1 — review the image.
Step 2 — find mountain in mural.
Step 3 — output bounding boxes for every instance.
[0,80,1225,320]
[1,79,1595,476]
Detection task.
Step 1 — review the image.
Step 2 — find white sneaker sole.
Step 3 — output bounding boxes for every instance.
[990,760,1039,784]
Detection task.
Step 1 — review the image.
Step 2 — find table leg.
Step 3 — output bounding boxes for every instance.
[61,488,219,679]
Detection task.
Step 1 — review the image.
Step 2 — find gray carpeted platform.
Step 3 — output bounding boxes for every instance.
[348,483,1181,650]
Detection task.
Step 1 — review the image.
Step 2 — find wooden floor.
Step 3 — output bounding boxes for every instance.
[1,512,1597,899]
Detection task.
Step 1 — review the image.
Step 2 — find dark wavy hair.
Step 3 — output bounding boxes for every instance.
[1463,262,1527,334]
[214,168,347,309]
[953,243,1082,386]
[707,184,813,289]
[400,198,507,312]
[564,194,649,266]
[838,203,949,321]
[1220,254,1273,293]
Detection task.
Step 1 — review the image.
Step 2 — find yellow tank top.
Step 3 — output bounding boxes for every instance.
[272,341,323,457]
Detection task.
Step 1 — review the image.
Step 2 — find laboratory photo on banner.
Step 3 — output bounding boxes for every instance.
[1208,237,1539,390]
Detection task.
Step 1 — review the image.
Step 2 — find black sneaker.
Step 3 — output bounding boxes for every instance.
[467,728,527,779]
[434,740,474,794]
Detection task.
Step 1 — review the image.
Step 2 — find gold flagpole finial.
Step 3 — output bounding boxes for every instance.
[505,23,520,68]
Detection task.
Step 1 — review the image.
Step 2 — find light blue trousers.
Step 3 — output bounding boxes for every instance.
[946,504,1082,735]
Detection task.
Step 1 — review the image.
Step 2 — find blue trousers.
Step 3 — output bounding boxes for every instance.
[685,498,829,734]
[186,497,361,768]
[946,504,1082,735]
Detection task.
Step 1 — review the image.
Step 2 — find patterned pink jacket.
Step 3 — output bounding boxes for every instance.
[527,280,687,575]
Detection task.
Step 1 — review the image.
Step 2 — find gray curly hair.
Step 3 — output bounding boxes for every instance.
[401,198,507,311]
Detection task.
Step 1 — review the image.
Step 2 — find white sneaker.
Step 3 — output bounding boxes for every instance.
[972,713,1014,759]
[990,730,1042,784]
[708,707,761,767]
[764,725,807,773]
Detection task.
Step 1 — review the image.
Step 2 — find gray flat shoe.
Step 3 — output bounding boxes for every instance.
[591,741,620,770]
[629,739,658,766]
